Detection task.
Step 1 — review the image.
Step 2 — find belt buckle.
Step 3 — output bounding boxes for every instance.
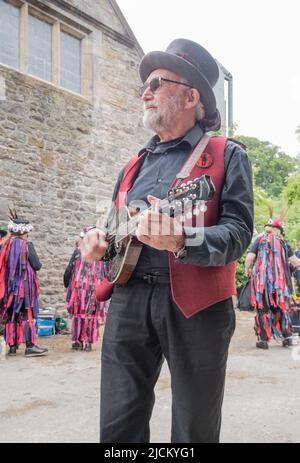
[143,273,158,284]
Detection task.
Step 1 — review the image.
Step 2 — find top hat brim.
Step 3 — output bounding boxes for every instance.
[139,51,217,119]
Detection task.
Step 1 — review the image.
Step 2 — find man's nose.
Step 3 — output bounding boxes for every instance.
[141,85,153,101]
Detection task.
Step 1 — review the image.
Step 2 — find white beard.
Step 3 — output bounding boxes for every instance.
[143,95,182,133]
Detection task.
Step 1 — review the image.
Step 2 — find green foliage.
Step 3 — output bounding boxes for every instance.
[234,135,299,197]
[283,173,300,205]
[236,252,247,291]
[283,205,300,244]
[253,186,273,230]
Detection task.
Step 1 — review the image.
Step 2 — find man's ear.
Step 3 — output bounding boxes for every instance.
[185,88,200,109]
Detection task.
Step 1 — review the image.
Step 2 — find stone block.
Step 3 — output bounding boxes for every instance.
[28,137,44,149]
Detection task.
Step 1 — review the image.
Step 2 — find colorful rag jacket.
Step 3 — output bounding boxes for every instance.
[65,250,106,343]
[0,237,40,320]
[251,233,294,312]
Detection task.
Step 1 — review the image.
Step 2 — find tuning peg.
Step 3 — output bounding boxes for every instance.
[193,208,200,216]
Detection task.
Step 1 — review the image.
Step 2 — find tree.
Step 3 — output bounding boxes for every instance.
[253,185,273,230]
[281,173,300,243]
[283,173,300,206]
[234,135,299,197]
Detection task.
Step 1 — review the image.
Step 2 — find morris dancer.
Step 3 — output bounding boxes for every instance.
[246,219,295,348]
[64,228,106,352]
[0,226,7,250]
[0,211,47,357]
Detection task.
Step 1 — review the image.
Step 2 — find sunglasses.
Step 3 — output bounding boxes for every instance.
[139,76,193,97]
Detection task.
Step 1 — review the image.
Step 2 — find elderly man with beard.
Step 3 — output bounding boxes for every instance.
[82,39,253,443]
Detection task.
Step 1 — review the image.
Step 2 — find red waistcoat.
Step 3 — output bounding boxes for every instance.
[96,136,236,318]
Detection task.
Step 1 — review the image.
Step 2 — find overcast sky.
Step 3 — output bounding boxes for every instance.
[117,0,300,157]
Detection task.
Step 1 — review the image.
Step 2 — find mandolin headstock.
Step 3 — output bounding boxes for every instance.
[164,175,215,219]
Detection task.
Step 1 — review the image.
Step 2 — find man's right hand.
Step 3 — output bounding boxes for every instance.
[80,228,108,262]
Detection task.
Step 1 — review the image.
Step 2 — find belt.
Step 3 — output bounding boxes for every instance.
[132,272,170,285]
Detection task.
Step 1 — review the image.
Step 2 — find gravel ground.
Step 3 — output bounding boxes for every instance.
[0,310,300,443]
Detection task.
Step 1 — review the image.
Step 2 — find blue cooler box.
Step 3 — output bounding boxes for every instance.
[36,308,57,336]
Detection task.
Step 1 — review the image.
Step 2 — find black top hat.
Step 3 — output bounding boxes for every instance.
[139,38,220,125]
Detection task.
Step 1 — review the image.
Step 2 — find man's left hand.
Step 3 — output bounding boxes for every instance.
[136,195,185,252]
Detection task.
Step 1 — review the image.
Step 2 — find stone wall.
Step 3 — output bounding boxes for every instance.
[0,4,149,310]
[64,0,126,35]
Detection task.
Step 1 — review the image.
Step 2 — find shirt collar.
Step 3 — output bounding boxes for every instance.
[138,122,205,156]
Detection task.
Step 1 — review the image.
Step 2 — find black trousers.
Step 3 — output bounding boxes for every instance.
[100,279,235,443]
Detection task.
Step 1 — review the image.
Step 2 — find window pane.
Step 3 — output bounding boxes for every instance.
[60,31,81,93]
[28,14,52,82]
[0,0,20,69]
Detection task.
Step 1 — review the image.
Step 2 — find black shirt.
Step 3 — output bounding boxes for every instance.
[28,242,42,271]
[109,122,253,273]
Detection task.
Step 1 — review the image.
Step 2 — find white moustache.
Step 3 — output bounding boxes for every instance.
[144,103,159,110]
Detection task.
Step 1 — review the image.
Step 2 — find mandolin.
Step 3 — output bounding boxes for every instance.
[103,175,215,284]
